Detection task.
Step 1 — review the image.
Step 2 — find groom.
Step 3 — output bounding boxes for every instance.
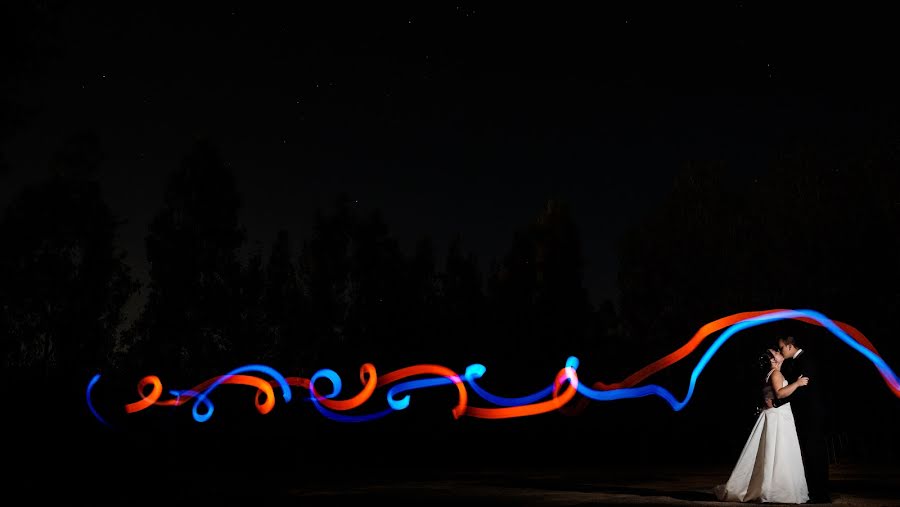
[778,335,831,503]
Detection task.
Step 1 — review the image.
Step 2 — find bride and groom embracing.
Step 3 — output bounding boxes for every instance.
[714,335,832,504]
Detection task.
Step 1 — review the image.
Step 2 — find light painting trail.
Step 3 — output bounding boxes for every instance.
[87,309,899,427]
[121,364,292,422]
[573,309,900,411]
[308,367,394,423]
[86,373,110,428]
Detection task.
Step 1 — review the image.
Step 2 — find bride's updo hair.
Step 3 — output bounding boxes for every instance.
[757,349,774,373]
[754,349,777,416]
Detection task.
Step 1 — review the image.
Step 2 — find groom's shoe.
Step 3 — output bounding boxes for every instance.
[808,494,832,504]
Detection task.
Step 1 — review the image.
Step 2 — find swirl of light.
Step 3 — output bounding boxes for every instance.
[125,375,164,413]
[191,374,279,422]
[784,309,899,396]
[377,364,468,419]
[123,365,292,422]
[574,315,785,410]
[308,368,393,422]
[463,364,554,406]
[575,308,900,410]
[126,376,240,412]
[688,309,900,403]
[565,308,891,416]
[100,308,898,425]
[190,365,292,423]
[86,373,111,427]
[387,376,461,410]
[459,359,579,420]
[590,308,883,391]
[312,363,378,411]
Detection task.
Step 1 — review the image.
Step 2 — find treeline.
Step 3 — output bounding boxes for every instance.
[1,132,898,446]
[0,135,612,391]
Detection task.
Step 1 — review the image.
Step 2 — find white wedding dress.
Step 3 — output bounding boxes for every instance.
[714,372,809,504]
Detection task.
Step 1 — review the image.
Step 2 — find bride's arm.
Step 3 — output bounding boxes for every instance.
[771,371,809,399]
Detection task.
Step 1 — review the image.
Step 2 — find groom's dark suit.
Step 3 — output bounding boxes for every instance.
[781,349,831,503]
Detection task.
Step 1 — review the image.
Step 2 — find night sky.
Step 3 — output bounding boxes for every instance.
[3,3,899,311]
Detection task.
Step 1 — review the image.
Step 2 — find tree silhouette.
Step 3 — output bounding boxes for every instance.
[401,235,440,360]
[485,198,592,385]
[616,161,739,356]
[237,240,270,363]
[125,140,246,383]
[299,194,408,367]
[436,234,485,367]
[263,229,308,373]
[531,198,593,351]
[0,132,137,385]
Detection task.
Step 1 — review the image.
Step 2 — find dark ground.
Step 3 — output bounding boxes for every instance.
[39,463,900,506]
[282,463,900,506]
[11,381,900,505]
[16,420,900,506]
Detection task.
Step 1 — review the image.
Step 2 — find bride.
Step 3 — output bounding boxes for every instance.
[714,348,810,503]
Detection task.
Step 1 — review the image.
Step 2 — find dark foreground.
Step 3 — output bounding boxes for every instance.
[13,418,900,505]
[251,464,900,506]
[13,386,900,506]
[38,463,900,506]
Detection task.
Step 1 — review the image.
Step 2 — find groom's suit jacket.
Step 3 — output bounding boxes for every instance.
[781,348,833,500]
[781,349,826,431]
